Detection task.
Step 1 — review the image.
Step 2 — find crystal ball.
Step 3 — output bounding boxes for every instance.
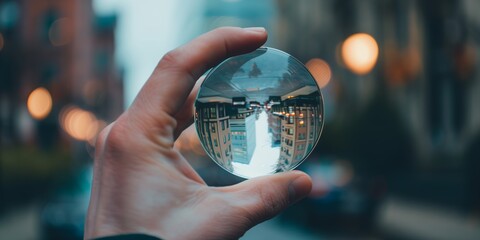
[194,47,324,179]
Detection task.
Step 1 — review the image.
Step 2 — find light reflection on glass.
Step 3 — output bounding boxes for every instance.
[195,47,324,178]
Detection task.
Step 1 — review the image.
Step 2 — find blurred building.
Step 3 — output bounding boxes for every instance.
[203,0,275,44]
[274,0,480,168]
[230,107,256,164]
[277,94,322,170]
[195,100,233,170]
[0,0,123,150]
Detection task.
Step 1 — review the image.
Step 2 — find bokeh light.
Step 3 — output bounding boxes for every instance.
[306,58,332,88]
[49,18,71,47]
[59,106,101,142]
[0,32,4,51]
[27,87,53,120]
[341,33,379,75]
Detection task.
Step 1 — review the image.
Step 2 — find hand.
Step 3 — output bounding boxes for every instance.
[85,27,312,240]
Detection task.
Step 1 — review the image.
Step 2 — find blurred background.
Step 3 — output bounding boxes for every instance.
[1,0,480,239]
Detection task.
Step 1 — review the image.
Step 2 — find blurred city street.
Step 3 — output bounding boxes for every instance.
[2,0,480,239]
[1,196,479,240]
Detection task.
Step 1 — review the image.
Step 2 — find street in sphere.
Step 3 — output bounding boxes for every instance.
[194,48,324,179]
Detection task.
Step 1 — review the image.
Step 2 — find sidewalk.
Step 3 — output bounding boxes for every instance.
[378,197,480,240]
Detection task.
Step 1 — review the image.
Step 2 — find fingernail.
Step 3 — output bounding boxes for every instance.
[288,175,312,203]
[244,27,266,33]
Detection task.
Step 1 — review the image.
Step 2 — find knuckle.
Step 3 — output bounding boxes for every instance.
[96,116,132,156]
[157,49,197,81]
[159,49,183,69]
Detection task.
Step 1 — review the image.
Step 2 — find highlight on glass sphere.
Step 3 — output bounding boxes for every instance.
[194,47,324,179]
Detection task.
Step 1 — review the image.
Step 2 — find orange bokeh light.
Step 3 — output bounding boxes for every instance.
[60,106,100,142]
[341,33,379,75]
[306,58,332,88]
[27,87,53,120]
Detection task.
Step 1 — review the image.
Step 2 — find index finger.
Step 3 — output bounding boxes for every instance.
[130,27,267,121]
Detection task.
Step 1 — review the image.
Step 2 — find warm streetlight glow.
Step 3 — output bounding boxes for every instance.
[27,87,53,120]
[0,33,4,51]
[49,18,71,46]
[306,58,332,88]
[60,106,101,142]
[341,33,379,75]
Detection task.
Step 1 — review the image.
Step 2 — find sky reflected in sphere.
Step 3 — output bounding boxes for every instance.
[195,47,324,179]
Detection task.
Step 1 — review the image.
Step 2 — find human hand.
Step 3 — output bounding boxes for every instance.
[85,27,312,240]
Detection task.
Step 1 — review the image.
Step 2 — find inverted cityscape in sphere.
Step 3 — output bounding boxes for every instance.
[194,48,324,179]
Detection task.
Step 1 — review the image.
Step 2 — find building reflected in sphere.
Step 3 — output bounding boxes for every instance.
[195,48,324,178]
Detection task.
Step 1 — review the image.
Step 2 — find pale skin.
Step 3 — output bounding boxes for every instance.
[85,27,312,240]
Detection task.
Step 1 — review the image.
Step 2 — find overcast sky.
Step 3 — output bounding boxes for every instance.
[93,0,206,107]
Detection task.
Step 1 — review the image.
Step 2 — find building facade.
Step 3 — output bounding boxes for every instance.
[0,0,123,150]
[195,102,233,170]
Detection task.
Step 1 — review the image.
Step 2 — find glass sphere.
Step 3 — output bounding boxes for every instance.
[194,47,324,179]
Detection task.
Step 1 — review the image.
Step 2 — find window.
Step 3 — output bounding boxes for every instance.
[223,135,226,144]
[203,108,208,117]
[214,139,218,147]
[211,123,216,133]
[288,116,294,124]
[210,107,216,118]
[221,120,225,130]
[287,128,294,135]
[297,144,305,150]
[219,105,224,117]
[228,133,230,141]
[298,133,305,140]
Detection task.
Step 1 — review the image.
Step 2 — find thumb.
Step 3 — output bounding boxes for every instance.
[226,171,312,226]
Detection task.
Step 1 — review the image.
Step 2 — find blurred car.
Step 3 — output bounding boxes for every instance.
[285,157,386,234]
